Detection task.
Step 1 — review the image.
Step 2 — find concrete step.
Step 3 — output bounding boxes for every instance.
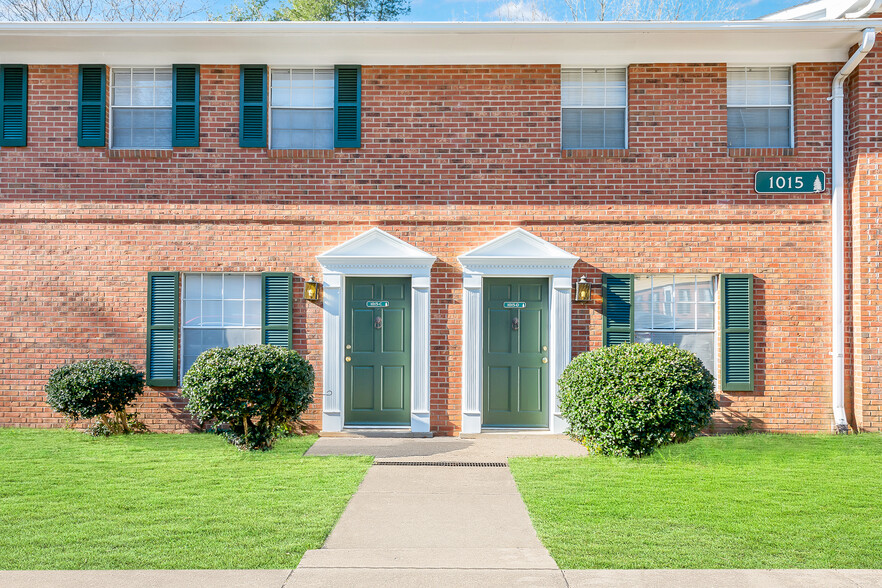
[319,429,433,439]
[298,547,558,570]
[285,568,567,588]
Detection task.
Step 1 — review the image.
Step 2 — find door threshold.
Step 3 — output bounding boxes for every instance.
[321,428,433,439]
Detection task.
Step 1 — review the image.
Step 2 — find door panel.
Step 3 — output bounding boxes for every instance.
[483,277,549,428]
[345,277,411,426]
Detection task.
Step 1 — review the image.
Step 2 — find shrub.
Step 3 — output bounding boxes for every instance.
[558,343,717,458]
[181,345,314,450]
[45,359,145,435]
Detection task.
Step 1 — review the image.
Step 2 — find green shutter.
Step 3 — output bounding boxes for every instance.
[334,65,361,148]
[721,274,754,391]
[1,65,27,147]
[172,64,199,147]
[78,65,105,147]
[262,272,293,348]
[603,274,634,346]
[147,272,180,387]
[239,65,266,148]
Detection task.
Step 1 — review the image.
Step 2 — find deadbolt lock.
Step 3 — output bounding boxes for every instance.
[345,356,351,362]
[346,344,351,350]
[542,345,548,351]
[542,357,548,364]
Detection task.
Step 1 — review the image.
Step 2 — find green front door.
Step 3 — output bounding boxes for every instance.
[344,277,411,426]
[483,278,549,428]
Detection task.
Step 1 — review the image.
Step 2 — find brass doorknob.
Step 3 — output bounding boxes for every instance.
[345,356,351,362]
[542,357,548,364]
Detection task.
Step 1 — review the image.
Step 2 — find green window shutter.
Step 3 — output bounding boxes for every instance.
[603,274,634,346]
[262,272,293,348]
[78,65,105,147]
[721,274,754,391]
[240,65,266,148]
[334,65,361,148]
[147,272,180,387]
[1,64,27,147]
[172,64,200,147]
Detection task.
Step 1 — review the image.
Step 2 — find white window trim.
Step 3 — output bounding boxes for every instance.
[109,65,174,151]
[726,64,795,149]
[267,66,335,151]
[560,66,629,150]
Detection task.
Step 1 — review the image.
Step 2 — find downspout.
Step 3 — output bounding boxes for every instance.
[830,27,875,433]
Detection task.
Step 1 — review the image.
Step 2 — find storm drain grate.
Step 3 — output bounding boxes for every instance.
[374,461,508,467]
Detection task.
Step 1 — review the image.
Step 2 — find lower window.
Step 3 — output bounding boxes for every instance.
[182,273,262,376]
[633,274,717,372]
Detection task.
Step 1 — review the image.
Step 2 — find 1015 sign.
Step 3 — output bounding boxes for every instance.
[755,170,826,194]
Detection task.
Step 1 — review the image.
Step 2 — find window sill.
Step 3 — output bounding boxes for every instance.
[266,149,336,159]
[107,149,173,160]
[562,148,630,160]
[728,147,795,158]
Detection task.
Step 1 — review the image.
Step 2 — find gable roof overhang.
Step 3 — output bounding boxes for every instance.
[0,20,879,66]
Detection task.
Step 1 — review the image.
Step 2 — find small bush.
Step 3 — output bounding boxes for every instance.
[45,359,146,435]
[558,343,718,458]
[181,345,314,450]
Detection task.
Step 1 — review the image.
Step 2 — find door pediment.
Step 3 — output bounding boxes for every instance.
[458,228,578,272]
[318,228,436,271]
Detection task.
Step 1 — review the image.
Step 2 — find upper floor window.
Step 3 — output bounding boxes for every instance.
[111,67,172,150]
[727,66,792,149]
[270,68,334,149]
[561,67,627,150]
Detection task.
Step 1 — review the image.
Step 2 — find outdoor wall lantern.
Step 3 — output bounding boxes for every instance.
[304,276,321,302]
[574,276,592,303]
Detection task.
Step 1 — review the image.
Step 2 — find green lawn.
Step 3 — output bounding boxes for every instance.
[0,428,370,569]
[510,434,882,569]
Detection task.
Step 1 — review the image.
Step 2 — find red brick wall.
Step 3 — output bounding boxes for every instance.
[0,60,862,434]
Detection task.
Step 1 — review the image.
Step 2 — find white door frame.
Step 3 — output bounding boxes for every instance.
[317,228,436,433]
[458,228,578,434]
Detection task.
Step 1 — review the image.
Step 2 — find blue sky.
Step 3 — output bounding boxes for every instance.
[210,0,808,21]
[401,0,800,21]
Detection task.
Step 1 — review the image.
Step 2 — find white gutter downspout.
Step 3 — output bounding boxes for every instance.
[831,27,875,433]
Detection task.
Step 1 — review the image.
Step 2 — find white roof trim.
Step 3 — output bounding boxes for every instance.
[0,20,880,66]
[458,228,578,270]
[317,227,436,270]
[763,0,879,20]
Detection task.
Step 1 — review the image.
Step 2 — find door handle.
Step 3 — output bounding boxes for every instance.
[345,356,351,362]
[512,317,519,331]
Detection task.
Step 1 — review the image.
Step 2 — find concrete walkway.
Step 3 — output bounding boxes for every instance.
[290,434,581,586]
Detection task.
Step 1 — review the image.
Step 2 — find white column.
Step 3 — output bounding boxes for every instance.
[461,273,483,434]
[549,276,572,434]
[411,274,431,433]
[321,272,343,432]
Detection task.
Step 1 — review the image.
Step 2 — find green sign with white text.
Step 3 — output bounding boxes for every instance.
[755,170,826,194]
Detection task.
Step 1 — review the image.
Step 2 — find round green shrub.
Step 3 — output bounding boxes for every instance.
[558,343,717,458]
[181,345,314,450]
[45,359,145,434]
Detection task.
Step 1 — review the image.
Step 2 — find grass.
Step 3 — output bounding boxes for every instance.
[510,434,882,569]
[0,428,371,569]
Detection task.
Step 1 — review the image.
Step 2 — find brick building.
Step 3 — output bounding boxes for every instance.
[2,8,882,435]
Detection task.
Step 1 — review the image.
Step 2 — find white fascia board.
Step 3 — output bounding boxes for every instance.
[0,20,880,66]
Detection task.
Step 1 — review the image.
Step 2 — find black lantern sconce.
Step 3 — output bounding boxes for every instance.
[304,276,321,302]
[574,276,592,303]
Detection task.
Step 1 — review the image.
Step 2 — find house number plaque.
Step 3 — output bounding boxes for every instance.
[366,300,389,308]
[754,170,826,194]
[503,302,526,309]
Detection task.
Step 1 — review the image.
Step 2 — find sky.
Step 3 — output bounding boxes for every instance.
[375,0,797,21]
[208,0,809,21]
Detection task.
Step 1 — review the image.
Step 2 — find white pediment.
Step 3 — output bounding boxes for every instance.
[458,228,578,269]
[318,228,436,269]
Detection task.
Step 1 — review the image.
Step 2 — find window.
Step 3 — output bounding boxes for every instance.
[182,273,262,376]
[270,68,334,149]
[110,67,172,149]
[561,68,627,149]
[634,275,717,372]
[727,66,792,149]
